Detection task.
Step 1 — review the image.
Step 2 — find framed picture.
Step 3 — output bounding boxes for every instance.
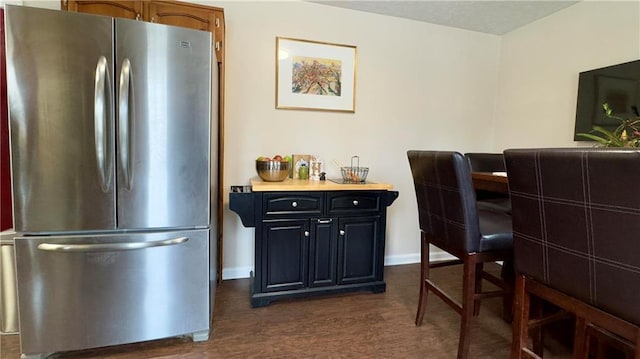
[276,37,357,112]
[292,154,311,179]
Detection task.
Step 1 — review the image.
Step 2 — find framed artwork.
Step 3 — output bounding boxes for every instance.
[276,37,357,112]
[292,154,311,179]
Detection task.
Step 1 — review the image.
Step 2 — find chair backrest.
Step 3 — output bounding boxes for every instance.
[407,150,482,253]
[505,147,640,326]
[464,153,506,173]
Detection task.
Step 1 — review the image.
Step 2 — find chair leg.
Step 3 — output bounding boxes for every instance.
[458,255,477,359]
[415,233,430,326]
[530,296,545,356]
[511,274,532,359]
[473,263,484,316]
[574,317,588,359]
[501,259,514,322]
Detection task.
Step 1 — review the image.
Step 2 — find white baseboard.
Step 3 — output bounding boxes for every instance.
[222,266,253,280]
[383,253,420,266]
[221,251,457,280]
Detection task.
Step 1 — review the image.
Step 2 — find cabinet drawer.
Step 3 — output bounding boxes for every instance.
[327,192,381,215]
[263,192,323,216]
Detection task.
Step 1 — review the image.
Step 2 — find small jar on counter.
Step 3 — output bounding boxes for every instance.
[298,163,309,180]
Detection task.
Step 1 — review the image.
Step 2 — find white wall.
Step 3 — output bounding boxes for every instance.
[210,1,502,279]
[11,0,500,279]
[21,1,637,280]
[494,0,640,150]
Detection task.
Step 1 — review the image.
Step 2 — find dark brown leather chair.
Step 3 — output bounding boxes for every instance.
[407,150,514,359]
[505,148,640,359]
[464,152,511,214]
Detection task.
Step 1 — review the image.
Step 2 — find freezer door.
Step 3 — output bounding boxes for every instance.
[115,19,212,229]
[5,6,116,233]
[15,229,210,355]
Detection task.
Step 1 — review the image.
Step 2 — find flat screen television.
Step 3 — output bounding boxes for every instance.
[574,59,640,141]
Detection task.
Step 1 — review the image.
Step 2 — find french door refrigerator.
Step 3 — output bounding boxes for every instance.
[5,5,215,357]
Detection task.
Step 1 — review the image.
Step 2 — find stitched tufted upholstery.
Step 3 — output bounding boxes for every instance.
[407,150,514,359]
[506,148,640,358]
[409,150,513,254]
[505,147,640,327]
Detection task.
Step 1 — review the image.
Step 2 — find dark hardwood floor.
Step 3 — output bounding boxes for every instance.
[1,263,573,358]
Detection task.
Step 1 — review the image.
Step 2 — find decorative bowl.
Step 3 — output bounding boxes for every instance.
[256,160,290,182]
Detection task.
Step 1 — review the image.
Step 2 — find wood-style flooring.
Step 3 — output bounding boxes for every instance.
[1,263,573,358]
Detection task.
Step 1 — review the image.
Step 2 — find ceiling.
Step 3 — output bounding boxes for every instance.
[309,1,580,35]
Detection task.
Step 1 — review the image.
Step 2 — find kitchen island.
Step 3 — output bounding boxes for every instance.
[230,178,398,307]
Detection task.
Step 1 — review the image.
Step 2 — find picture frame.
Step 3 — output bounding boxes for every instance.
[276,37,357,112]
[292,154,311,179]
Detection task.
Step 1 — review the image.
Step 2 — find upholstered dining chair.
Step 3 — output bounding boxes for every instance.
[505,148,640,359]
[464,152,511,214]
[407,150,514,359]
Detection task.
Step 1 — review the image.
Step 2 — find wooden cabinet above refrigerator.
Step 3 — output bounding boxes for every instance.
[62,0,225,63]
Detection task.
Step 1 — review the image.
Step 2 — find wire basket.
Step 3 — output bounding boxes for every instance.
[340,156,369,183]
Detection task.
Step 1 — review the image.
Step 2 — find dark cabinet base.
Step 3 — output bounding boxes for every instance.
[250,270,386,307]
[231,188,398,308]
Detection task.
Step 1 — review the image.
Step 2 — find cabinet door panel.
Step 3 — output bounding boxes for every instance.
[338,216,381,285]
[262,219,308,292]
[65,0,143,20]
[146,1,224,63]
[148,1,215,31]
[309,218,337,287]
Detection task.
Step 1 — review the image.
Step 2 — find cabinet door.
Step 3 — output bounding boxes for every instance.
[309,218,338,287]
[261,219,309,292]
[147,1,224,63]
[337,216,382,285]
[64,0,144,20]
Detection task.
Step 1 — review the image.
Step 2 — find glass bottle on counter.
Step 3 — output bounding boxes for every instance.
[298,163,309,180]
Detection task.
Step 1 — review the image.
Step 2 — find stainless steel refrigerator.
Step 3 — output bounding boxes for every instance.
[5,5,216,357]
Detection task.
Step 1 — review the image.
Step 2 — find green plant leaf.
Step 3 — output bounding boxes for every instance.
[576,133,611,145]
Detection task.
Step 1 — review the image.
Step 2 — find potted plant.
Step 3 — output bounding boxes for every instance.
[577,103,640,147]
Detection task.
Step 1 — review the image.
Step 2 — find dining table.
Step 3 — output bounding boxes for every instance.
[471,172,509,194]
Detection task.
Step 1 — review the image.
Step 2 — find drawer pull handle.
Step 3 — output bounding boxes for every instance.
[317,219,332,224]
[339,230,345,236]
[304,231,309,237]
[291,201,298,208]
[37,237,189,252]
[352,200,359,206]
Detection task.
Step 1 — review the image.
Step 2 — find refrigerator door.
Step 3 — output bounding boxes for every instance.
[5,6,116,233]
[15,229,210,356]
[115,19,212,230]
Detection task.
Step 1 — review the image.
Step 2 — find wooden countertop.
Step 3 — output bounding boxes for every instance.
[250,177,394,192]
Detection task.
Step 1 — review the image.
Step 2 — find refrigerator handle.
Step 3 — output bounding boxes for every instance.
[118,58,134,191]
[37,236,189,252]
[94,56,113,192]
